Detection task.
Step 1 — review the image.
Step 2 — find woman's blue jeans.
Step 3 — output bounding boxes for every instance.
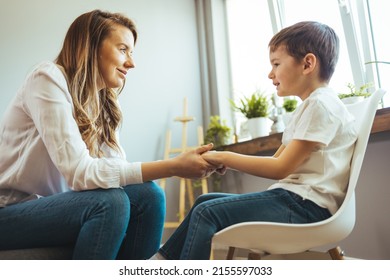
[159,188,331,260]
[0,181,165,259]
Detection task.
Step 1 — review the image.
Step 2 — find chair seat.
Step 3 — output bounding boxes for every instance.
[0,246,73,260]
[213,194,355,255]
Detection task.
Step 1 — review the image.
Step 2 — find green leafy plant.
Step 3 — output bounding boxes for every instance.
[191,115,232,193]
[203,115,231,149]
[230,90,269,119]
[283,98,298,113]
[338,83,373,99]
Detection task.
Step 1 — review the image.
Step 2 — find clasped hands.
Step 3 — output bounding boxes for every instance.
[174,143,226,179]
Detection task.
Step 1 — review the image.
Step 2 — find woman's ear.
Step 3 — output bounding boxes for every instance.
[302,53,317,74]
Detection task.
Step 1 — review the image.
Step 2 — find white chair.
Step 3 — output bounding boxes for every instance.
[211,89,386,260]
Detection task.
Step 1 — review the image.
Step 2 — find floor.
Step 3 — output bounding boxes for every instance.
[211,245,353,260]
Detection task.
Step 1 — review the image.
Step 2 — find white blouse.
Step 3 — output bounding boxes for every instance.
[0,61,143,206]
[269,87,357,214]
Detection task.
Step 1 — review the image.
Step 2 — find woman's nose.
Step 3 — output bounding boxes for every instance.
[125,56,135,69]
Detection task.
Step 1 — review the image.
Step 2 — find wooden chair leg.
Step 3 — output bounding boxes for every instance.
[226,247,235,260]
[209,248,214,260]
[248,252,262,260]
[328,246,345,260]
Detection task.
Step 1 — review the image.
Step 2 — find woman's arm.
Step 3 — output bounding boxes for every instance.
[141,144,216,181]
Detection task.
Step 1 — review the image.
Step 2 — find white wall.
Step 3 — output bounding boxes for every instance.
[0,0,204,163]
[341,131,390,260]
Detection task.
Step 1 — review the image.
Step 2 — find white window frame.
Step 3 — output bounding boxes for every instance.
[198,0,386,130]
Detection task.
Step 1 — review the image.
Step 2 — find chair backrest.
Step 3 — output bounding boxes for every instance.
[339,89,386,210]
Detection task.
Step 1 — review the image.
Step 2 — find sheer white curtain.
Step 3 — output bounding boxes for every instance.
[195,0,234,130]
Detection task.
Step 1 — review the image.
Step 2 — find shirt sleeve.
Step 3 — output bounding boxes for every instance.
[292,99,340,146]
[22,62,143,190]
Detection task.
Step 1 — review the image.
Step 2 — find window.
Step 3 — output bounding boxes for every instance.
[226,0,274,97]
[225,0,389,109]
[365,0,390,107]
[225,0,275,139]
[281,0,354,95]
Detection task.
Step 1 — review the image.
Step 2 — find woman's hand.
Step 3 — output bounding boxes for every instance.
[171,143,219,179]
[141,143,226,182]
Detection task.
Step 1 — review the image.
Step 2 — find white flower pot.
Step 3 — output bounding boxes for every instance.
[341,96,364,105]
[247,117,270,138]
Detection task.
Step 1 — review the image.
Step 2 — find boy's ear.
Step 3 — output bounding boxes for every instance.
[302,53,317,74]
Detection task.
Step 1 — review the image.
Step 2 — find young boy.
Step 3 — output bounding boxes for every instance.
[152,21,357,260]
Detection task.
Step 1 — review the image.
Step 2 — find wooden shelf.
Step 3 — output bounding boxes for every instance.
[371,107,390,134]
[220,107,390,156]
[218,132,282,155]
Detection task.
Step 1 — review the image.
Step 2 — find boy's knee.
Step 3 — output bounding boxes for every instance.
[194,193,224,206]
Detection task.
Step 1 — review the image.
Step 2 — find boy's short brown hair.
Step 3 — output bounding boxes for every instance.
[269,21,339,83]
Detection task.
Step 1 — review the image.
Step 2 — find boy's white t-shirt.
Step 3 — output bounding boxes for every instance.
[268,87,357,214]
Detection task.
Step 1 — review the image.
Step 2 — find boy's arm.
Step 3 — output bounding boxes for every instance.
[273,144,285,158]
[202,140,319,180]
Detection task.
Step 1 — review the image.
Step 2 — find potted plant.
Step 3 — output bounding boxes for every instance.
[283,98,298,113]
[203,115,231,149]
[230,90,270,138]
[282,98,298,126]
[338,82,372,104]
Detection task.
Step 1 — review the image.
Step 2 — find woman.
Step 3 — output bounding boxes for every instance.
[0,10,215,259]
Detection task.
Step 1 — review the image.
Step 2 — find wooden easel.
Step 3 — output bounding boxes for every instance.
[160,97,208,228]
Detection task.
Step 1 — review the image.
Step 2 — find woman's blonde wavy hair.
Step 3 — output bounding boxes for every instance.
[55,10,137,157]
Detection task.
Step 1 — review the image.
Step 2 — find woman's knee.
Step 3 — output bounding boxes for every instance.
[142,181,165,206]
[88,188,130,220]
[123,181,166,213]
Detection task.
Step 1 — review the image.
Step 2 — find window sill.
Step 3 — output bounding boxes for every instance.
[220,107,390,155]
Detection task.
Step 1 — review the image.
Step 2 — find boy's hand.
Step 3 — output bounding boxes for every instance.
[171,143,218,179]
[202,151,227,175]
